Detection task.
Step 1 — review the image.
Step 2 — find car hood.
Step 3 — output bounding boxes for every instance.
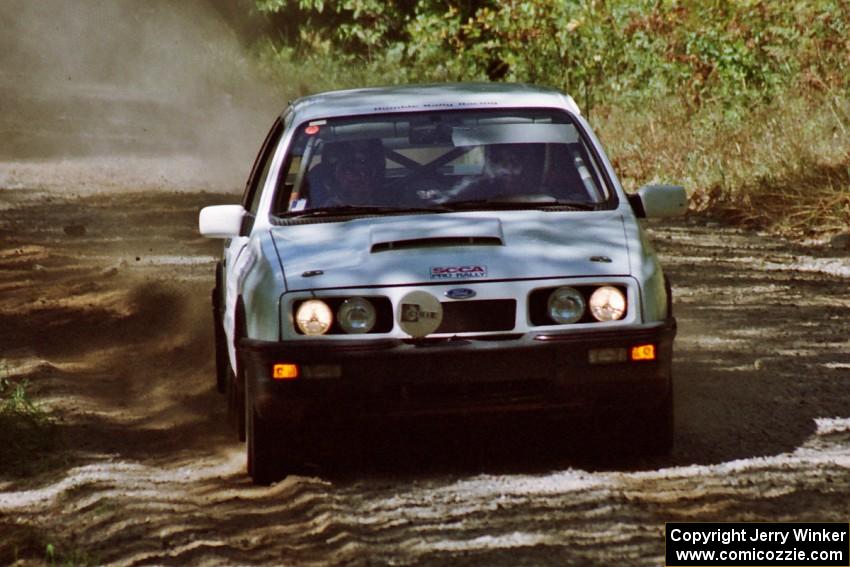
[271,211,631,291]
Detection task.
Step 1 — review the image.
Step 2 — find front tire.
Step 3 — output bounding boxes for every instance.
[246,403,282,485]
[213,306,228,394]
[212,264,227,394]
[600,374,674,457]
[245,376,299,485]
[635,386,674,455]
[226,366,246,441]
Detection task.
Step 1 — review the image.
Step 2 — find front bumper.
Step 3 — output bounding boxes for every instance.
[239,319,676,423]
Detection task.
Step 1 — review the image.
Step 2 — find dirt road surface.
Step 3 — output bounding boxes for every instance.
[0,185,848,565]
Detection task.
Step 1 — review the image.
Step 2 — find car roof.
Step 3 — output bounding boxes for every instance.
[286,82,582,123]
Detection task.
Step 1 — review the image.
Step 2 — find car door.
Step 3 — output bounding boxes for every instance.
[222,117,285,370]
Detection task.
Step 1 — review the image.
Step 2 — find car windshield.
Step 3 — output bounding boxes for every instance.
[273,109,612,216]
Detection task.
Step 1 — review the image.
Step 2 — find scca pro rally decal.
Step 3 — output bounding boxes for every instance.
[430,265,488,280]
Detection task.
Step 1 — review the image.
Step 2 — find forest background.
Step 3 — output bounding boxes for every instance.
[235,0,850,237]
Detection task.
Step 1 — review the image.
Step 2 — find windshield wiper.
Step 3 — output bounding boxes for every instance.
[443,197,598,211]
[283,205,450,218]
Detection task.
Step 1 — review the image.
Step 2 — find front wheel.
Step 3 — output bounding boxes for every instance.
[634,386,674,455]
[226,366,245,441]
[600,378,674,457]
[213,313,228,394]
[212,265,227,394]
[245,379,300,485]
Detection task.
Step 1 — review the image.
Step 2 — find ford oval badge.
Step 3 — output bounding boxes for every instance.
[445,288,476,300]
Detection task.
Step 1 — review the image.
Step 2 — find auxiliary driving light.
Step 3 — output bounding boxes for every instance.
[588,347,628,364]
[589,286,626,321]
[337,297,377,334]
[295,299,333,335]
[547,286,586,324]
[301,364,342,379]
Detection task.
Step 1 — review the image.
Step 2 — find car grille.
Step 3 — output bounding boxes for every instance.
[435,299,516,333]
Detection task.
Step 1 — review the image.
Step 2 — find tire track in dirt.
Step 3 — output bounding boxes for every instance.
[3,421,850,565]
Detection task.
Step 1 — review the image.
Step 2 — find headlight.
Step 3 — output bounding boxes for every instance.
[547,286,585,324]
[589,286,626,321]
[337,297,376,334]
[295,300,333,336]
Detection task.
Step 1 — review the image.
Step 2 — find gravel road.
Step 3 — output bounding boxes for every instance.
[0,187,847,566]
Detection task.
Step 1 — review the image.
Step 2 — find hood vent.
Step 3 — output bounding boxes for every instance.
[371,235,502,253]
[369,217,504,253]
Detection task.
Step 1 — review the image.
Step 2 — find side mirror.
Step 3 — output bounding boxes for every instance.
[199,205,246,238]
[631,184,687,218]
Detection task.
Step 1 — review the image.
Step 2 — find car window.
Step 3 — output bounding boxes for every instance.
[243,118,285,219]
[273,109,613,215]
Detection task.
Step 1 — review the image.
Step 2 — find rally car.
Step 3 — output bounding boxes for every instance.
[199,83,687,484]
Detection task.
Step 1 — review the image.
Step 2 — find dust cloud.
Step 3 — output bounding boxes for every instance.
[0,0,281,193]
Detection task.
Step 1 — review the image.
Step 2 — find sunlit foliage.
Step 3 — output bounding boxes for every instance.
[255,0,850,235]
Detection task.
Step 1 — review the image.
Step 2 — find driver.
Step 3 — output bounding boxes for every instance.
[462,143,542,199]
[312,140,385,207]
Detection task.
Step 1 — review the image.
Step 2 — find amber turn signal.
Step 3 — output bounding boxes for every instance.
[272,363,299,380]
[630,344,656,361]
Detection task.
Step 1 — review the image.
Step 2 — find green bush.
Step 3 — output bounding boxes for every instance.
[253,0,850,235]
[0,376,59,477]
[256,0,850,113]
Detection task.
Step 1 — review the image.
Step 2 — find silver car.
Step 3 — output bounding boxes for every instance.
[199,83,687,484]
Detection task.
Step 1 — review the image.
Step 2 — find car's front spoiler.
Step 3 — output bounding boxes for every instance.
[239,319,676,422]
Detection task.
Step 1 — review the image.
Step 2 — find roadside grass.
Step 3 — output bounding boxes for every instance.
[0,374,84,564]
[706,160,850,236]
[0,373,64,479]
[595,93,850,237]
[0,522,97,567]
